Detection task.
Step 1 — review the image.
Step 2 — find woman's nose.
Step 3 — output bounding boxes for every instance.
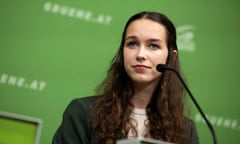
[136,46,146,61]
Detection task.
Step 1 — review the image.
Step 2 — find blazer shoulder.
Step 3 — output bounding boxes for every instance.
[65,96,98,115]
[184,117,199,144]
[72,95,98,105]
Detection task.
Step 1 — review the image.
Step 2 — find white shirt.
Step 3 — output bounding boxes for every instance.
[128,108,149,138]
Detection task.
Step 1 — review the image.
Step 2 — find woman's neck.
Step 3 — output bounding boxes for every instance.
[131,82,158,109]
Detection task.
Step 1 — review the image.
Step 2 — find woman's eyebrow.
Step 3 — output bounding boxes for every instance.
[125,36,137,40]
[147,38,162,42]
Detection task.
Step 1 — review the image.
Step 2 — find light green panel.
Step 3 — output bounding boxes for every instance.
[0,0,239,144]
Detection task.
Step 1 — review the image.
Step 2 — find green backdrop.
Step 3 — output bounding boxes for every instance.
[0,0,239,143]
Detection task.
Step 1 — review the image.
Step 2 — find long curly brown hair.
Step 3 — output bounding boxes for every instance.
[91,11,188,144]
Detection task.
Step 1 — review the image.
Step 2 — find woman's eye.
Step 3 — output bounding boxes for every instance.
[149,43,160,49]
[126,41,137,48]
[127,41,137,47]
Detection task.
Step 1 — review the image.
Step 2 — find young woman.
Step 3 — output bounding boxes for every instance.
[53,11,199,144]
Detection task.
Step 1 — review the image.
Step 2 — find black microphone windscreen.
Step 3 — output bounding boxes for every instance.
[156,64,166,72]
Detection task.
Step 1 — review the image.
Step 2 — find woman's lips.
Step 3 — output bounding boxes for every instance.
[132,65,150,72]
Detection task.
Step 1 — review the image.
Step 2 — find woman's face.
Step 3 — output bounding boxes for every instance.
[123,19,171,85]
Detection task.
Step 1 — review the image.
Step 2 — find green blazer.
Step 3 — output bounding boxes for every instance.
[52,96,199,144]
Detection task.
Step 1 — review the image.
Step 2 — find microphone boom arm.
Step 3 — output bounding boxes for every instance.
[161,66,217,144]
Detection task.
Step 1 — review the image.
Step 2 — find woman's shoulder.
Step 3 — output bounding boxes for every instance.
[65,96,98,115]
[184,117,196,131]
[72,95,98,105]
[184,117,199,144]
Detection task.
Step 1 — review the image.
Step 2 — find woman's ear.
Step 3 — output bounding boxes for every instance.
[173,50,178,57]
